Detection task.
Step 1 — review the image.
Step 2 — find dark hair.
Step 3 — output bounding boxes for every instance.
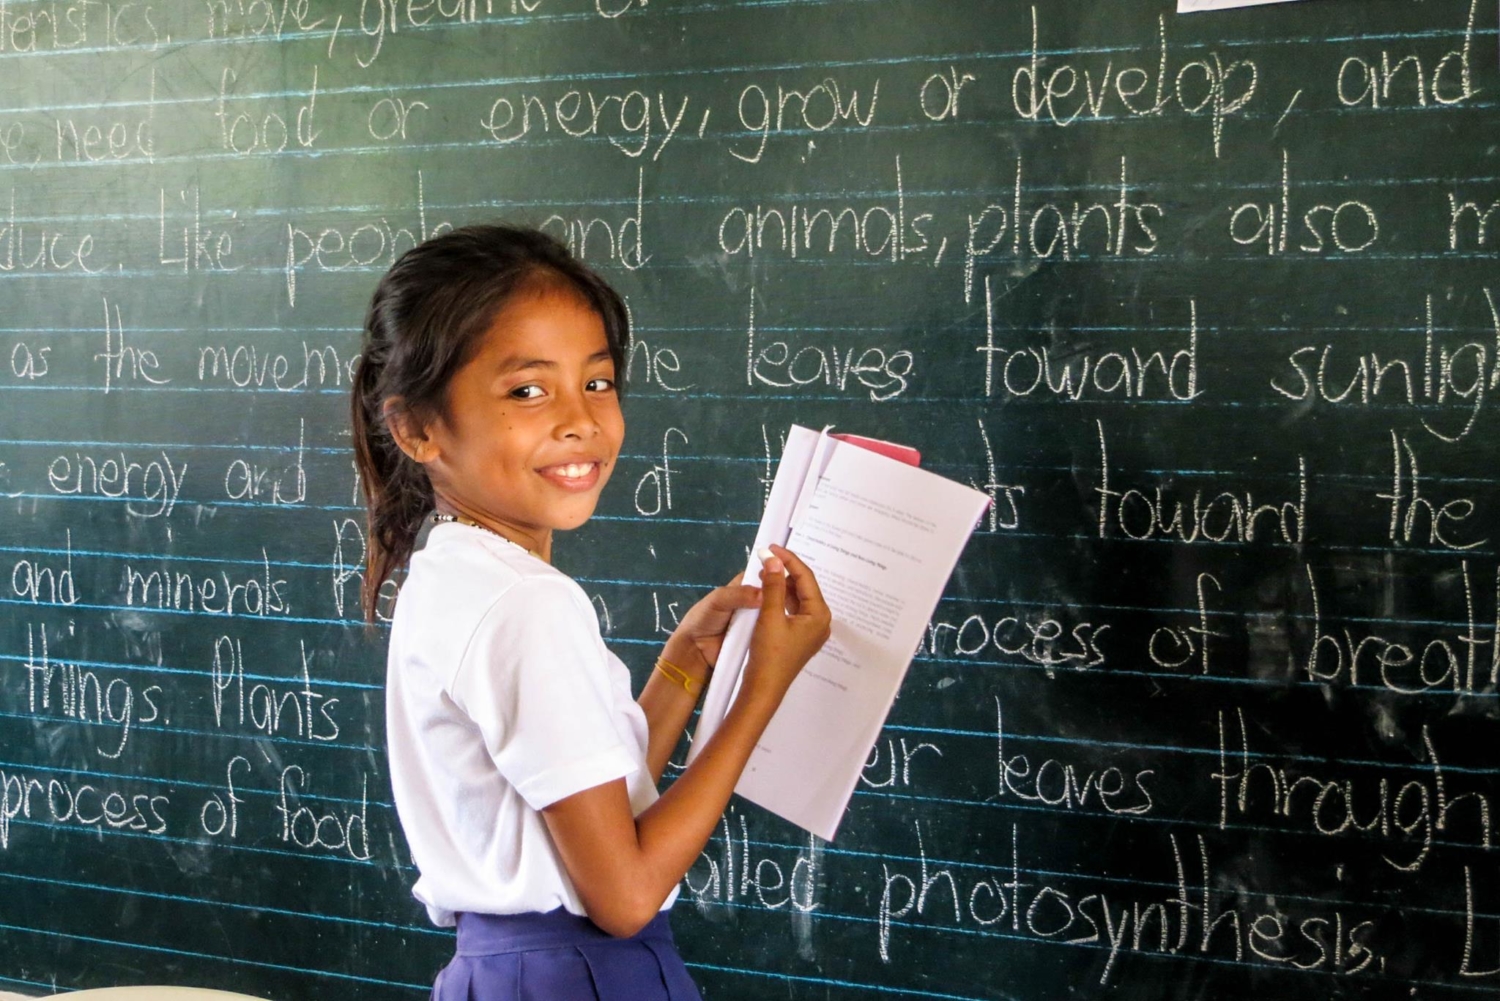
[351,223,630,622]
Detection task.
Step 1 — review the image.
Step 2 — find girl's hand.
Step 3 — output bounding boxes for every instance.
[665,571,763,671]
[544,545,829,939]
[742,544,832,708]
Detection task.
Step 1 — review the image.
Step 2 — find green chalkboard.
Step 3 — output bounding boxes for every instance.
[3,0,1499,997]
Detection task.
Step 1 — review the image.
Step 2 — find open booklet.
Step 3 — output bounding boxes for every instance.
[686,425,991,840]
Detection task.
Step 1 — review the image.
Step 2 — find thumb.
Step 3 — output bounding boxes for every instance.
[757,550,786,614]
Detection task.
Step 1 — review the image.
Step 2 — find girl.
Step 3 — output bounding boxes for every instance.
[352,223,831,1000]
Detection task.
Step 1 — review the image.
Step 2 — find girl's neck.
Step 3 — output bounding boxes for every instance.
[433,499,552,563]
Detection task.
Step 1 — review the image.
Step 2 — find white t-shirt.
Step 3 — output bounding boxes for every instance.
[385,520,678,927]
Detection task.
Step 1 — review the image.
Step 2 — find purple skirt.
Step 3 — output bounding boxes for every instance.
[430,907,703,1001]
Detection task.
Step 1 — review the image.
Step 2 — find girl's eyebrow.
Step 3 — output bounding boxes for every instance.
[495,349,613,374]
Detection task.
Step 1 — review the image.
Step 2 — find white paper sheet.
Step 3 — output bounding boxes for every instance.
[688,425,829,759]
[731,440,990,839]
[1178,0,1310,11]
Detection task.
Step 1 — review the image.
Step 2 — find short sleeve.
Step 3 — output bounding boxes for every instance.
[449,577,638,810]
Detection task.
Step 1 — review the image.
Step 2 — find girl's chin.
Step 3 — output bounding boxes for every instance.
[550,497,604,530]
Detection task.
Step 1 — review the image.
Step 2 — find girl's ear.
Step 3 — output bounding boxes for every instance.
[383,397,439,464]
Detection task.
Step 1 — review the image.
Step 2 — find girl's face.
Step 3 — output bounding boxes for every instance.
[419,283,624,556]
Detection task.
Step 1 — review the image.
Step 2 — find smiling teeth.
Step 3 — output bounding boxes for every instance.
[558,463,593,478]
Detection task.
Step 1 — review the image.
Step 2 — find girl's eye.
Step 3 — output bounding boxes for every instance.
[509,384,546,400]
[587,377,616,392]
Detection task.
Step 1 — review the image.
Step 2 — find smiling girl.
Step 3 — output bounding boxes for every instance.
[352,224,831,1000]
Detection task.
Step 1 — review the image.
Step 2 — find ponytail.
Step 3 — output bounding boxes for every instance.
[350,318,434,621]
[349,223,631,623]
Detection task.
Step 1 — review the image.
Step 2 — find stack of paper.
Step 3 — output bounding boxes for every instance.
[688,425,991,840]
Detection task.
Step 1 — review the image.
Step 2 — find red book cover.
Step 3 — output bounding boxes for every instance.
[829,432,921,467]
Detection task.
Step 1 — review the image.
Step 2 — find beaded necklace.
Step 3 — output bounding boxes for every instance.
[428,512,544,559]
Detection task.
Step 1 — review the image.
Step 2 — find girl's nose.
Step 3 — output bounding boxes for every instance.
[555,389,600,439]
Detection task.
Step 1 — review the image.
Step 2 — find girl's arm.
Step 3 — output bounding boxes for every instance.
[636,639,708,785]
[637,575,760,783]
[542,545,829,938]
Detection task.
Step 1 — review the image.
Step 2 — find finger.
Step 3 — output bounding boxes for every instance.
[769,552,803,615]
[712,580,761,609]
[765,545,807,614]
[767,544,827,612]
[757,550,787,614]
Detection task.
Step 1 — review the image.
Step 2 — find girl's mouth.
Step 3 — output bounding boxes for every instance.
[537,461,600,491]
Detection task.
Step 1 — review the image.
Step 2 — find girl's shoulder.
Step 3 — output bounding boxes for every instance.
[390,525,604,696]
[397,523,590,636]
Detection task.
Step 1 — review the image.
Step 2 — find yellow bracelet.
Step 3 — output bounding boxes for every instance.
[655,656,709,697]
